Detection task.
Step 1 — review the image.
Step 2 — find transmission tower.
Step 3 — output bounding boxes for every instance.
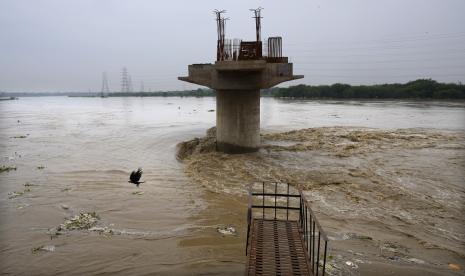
[121,67,129,92]
[101,72,110,97]
[128,75,133,93]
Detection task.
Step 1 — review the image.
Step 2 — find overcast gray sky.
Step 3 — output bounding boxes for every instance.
[1,0,464,92]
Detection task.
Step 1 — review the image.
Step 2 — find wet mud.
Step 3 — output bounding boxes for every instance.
[178,126,465,275]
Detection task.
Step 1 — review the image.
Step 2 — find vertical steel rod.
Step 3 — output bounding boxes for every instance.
[274,182,277,219]
[312,220,316,272]
[308,213,311,260]
[262,182,265,219]
[304,203,308,242]
[322,241,328,276]
[286,183,289,220]
[316,232,321,275]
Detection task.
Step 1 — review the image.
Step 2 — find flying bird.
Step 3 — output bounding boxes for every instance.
[129,168,144,187]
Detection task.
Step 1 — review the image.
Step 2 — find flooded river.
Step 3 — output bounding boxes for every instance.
[1,97,464,275]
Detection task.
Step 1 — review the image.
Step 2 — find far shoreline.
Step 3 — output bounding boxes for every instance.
[2,79,464,100]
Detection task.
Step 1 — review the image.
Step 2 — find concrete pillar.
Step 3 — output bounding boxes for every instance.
[216,89,260,153]
[179,60,303,154]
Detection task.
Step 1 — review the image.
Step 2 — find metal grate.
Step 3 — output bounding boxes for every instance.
[247,220,311,275]
[246,182,329,276]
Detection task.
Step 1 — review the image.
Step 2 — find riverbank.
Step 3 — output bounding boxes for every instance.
[2,79,464,100]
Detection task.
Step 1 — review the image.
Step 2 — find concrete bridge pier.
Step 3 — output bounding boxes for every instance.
[179,60,302,154]
[216,89,260,153]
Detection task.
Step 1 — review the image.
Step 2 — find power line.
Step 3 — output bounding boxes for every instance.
[291,73,465,78]
[286,31,465,47]
[287,42,465,53]
[293,56,465,65]
[288,50,465,59]
[294,65,465,71]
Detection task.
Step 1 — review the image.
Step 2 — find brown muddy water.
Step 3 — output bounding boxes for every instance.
[1,97,464,275]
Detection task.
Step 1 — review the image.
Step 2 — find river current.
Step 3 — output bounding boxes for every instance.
[1,97,464,275]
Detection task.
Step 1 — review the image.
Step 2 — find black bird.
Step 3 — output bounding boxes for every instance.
[129,168,144,187]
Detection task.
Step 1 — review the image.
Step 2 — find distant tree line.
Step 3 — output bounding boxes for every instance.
[111,79,464,99]
[109,89,215,97]
[261,79,465,99]
[5,79,462,99]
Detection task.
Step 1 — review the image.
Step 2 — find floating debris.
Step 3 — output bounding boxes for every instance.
[8,188,31,199]
[63,212,99,230]
[89,226,116,236]
[61,187,71,192]
[334,232,373,241]
[89,226,114,236]
[55,212,100,232]
[0,165,17,173]
[37,165,45,170]
[31,245,55,254]
[345,261,358,269]
[408,258,425,264]
[217,225,237,236]
[132,191,144,195]
[207,109,215,112]
[87,226,163,237]
[16,203,30,209]
[60,204,70,210]
[11,135,27,139]
[448,263,461,270]
[324,260,342,275]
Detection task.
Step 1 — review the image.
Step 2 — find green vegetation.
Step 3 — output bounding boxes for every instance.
[108,79,463,99]
[109,88,215,97]
[1,165,17,173]
[4,79,462,99]
[261,79,465,99]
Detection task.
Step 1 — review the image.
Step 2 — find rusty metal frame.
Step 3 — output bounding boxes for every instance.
[238,41,262,60]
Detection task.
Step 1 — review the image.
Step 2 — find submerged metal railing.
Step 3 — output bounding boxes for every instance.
[299,190,329,276]
[246,182,329,276]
